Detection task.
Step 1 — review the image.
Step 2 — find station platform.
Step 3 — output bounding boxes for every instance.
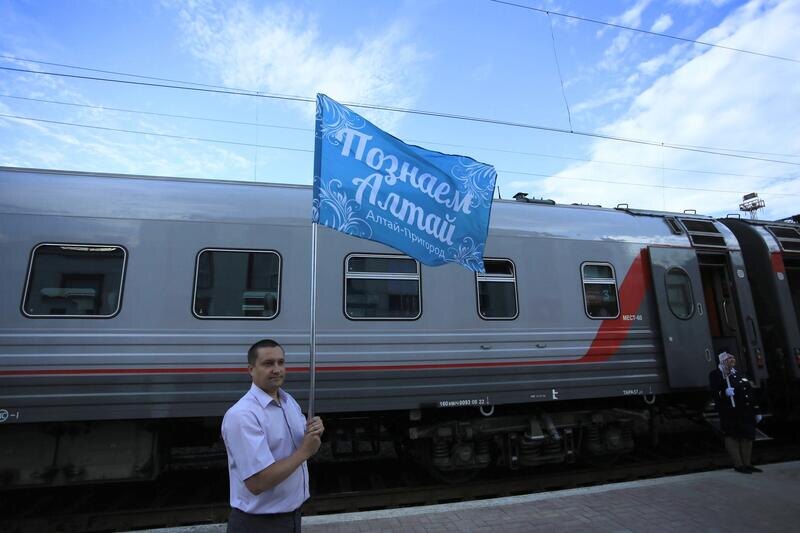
[144,461,800,532]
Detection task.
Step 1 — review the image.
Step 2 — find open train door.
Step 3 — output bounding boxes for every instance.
[649,246,716,388]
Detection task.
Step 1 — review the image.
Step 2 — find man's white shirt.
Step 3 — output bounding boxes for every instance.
[222,383,309,513]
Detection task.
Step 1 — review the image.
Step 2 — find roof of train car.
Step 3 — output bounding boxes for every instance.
[0,165,719,246]
[722,215,800,229]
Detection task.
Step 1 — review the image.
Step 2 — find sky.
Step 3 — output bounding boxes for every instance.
[1,0,798,220]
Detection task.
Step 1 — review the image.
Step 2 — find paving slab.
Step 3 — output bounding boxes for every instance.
[138,461,800,533]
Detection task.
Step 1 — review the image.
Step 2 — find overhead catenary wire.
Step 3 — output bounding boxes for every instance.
[3,112,799,198]
[3,55,799,160]
[3,92,792,181]
[0,113,313,153]
[547,12,573,132]
[488,0,800,65]
[499,168,800,198]
[0,94,310,131]
[2,62,799,166]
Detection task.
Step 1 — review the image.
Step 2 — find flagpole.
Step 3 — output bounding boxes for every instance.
[309,94,322,421]
[308,220,319,419]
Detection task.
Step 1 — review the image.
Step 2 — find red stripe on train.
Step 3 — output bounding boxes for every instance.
[771,252,785,274]
[0,346,631,376]
[580,249,650,363]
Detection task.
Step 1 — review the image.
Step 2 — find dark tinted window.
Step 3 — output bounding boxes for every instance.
[583,264,614,280]
[23,244,126,317]
[477,259,518,319]
[665,268,694,319]
[768,226,800,239]
[193,250,280,319]
[681,219,718,233]
[347,256,418,274]
[582,262,619,319]
[345,255,420,319]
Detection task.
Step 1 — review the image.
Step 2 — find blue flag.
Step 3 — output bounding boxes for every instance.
[312,94,497,272]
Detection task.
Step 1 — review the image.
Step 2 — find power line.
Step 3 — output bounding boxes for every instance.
[3,92,793,181]
[0,94,309,131]
[0,53,298,98]
[4,112,799,198]
[2,61,799,166]
[488,0,800,64]
[547,12,573,131]
[0,113,313,153]
[500,168,800,197]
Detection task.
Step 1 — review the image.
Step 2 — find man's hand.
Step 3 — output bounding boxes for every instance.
[244,416,325,494]
[306,416,324,436]
[300,416,324,459]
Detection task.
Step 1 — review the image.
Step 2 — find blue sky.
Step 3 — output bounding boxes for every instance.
[1,0,798,219]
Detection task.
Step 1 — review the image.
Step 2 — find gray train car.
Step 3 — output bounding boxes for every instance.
[720,216,800,424]
[0,166,766,486]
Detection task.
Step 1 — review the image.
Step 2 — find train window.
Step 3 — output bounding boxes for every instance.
[581,262,620,319]
[22,244,126,318]
[476,259,518,319]
[345,254,420,319]
[193,249,280,319]
[665,268,694,320]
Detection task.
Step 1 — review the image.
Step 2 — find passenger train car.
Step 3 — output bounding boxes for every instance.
[0,166,782,487]
[721,216,800,428]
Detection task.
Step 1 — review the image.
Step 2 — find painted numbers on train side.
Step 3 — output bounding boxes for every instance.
[438,397,491,408]
[0,409,20,423]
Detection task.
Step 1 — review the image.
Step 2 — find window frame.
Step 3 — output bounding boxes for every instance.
[191,248,282,320]
[475,258,519,320]
[21,242,128,319]
[343,253,422,321]
[664,266,695,320]
[580,261,621,320]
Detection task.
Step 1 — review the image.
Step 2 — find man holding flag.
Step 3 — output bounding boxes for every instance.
[223,93,496,531]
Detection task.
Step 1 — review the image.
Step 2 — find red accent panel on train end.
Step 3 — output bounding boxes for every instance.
[771,252,786,274]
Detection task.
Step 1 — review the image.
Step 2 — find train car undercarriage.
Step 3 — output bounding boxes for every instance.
[1,394,721,488]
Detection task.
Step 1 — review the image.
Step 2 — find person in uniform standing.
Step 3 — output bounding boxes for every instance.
[708,351,762,474]
[222,339,324,532]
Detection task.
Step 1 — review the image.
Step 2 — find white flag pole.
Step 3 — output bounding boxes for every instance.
[308,221,319,419]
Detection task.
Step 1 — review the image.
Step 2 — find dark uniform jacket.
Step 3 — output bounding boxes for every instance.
[708,368,759,439]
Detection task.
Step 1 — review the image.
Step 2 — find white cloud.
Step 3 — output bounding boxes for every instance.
[597,0,653,37]
[636,42,687,76]
[673,0,731,7]
[596,0,655,70]
[571,84,640,114]
[174,0,425,130]
[651,13,674,32]
[541,0,800,219]
[599,32,636,70]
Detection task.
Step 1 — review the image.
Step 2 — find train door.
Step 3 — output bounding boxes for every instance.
[648,247,715,388]
[785,256,800,333]
[695,252,767,383]
[698,253,740,358]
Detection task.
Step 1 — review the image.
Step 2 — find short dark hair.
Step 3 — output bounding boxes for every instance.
[247,339,284,366]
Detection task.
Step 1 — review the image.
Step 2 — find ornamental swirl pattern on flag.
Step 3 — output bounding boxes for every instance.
[312,94,497,273]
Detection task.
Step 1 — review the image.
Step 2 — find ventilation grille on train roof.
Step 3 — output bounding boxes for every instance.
[678,218,727,248]
[767,225,800,253]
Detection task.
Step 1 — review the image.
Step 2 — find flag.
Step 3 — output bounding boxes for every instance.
[312,94,497,272]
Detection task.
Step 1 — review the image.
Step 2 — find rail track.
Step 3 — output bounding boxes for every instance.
[2,433,799,533]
